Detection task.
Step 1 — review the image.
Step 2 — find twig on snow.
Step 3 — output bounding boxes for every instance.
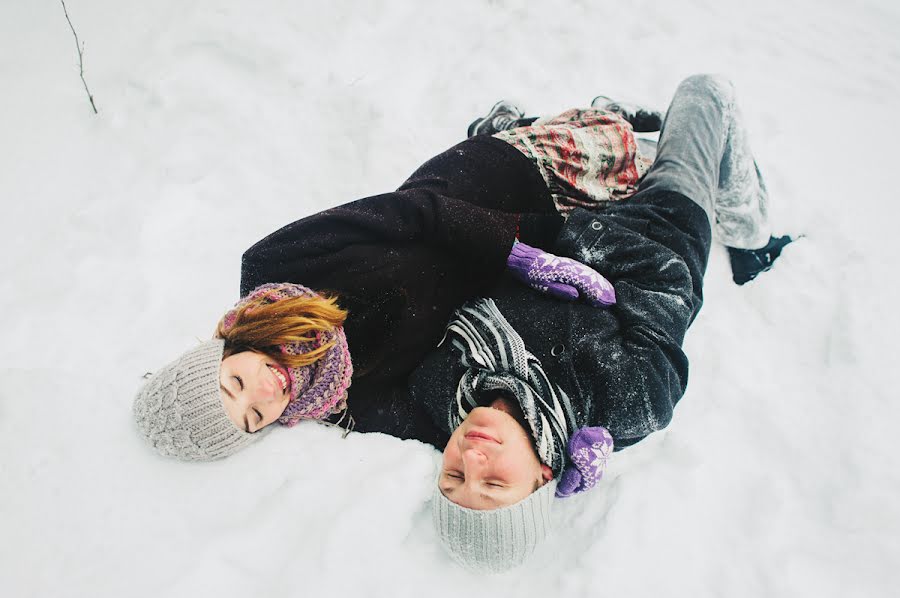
[60,0,98,114]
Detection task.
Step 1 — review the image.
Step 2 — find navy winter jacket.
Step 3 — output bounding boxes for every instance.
[404,194,711,450]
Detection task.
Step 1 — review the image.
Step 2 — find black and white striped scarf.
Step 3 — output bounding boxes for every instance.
[442,298,577,477]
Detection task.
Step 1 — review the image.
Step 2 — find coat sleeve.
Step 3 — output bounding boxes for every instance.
[240,189,562,296]
[556,208,696,448]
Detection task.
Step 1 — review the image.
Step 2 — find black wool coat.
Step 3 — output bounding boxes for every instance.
[369,189,712,451]
[240,136,563,419]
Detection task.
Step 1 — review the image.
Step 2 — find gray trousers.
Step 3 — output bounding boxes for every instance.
[637,75,770,249]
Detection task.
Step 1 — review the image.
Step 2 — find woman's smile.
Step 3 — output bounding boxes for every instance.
[266,362,290,393]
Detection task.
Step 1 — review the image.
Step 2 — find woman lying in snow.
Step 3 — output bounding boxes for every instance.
[133,85,659,456]
[133,74,794,570]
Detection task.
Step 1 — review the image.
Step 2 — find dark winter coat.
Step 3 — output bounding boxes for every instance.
[240,136,563,416]
[361,189,712,451]
[240,134,711,449]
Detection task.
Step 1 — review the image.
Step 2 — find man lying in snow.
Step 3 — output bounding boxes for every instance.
[352,74,795,572]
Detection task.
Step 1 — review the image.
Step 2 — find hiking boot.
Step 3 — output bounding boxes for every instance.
[467,101,526,138]
[591,95,663,133]
[727,235,796,285]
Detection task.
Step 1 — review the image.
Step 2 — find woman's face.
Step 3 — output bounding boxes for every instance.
[439,402,552,510]
[219,351,291,433]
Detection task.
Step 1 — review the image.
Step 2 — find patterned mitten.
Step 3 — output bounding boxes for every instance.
[556,426,614,498]
[507,242,616,307]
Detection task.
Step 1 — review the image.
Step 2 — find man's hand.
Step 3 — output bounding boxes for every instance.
[506,242,616,307]
[556,425,614,497]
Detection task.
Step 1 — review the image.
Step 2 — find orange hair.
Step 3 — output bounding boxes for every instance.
[215,294,348,368]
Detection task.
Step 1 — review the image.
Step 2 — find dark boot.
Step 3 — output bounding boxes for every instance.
[727,235,796,285]
[591,95,663,133]
[467,101,526,137]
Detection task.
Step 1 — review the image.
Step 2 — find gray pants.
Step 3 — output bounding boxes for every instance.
[637,75,770,249]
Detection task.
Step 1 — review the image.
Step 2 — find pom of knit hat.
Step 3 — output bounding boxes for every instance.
[133,338,259,461]
[432,479,556,574]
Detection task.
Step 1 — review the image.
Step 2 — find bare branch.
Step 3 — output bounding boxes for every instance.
[61,0,98,114]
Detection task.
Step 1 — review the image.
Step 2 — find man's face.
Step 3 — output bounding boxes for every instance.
[439,403,552,510]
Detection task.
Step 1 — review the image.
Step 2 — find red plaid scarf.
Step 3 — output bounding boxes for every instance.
[495,108,652,215]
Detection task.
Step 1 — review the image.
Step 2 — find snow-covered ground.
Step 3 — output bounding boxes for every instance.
[2,1,899,596]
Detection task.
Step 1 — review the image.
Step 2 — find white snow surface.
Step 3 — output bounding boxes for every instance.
[3,1,899,596]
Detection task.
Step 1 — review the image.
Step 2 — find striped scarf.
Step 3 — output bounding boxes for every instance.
[442,298,576,477]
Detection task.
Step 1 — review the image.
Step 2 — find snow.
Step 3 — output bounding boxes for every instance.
[2,0,899,596]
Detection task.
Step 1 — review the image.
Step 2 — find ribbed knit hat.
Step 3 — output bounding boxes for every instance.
[133,338,259,461]
[432,479,556,574]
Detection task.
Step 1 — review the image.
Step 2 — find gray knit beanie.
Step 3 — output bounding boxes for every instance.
[133,338,259,461]
[432,479,556,574]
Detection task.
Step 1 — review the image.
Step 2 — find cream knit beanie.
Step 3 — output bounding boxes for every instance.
[133,339,259,461]
[432,480,556,574]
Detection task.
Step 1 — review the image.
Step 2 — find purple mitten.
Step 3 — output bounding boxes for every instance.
[507,242,616,307]
[555,426,614,498]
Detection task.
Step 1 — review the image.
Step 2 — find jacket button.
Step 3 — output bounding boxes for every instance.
[591,221,603,231]
[551,343,565,356]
